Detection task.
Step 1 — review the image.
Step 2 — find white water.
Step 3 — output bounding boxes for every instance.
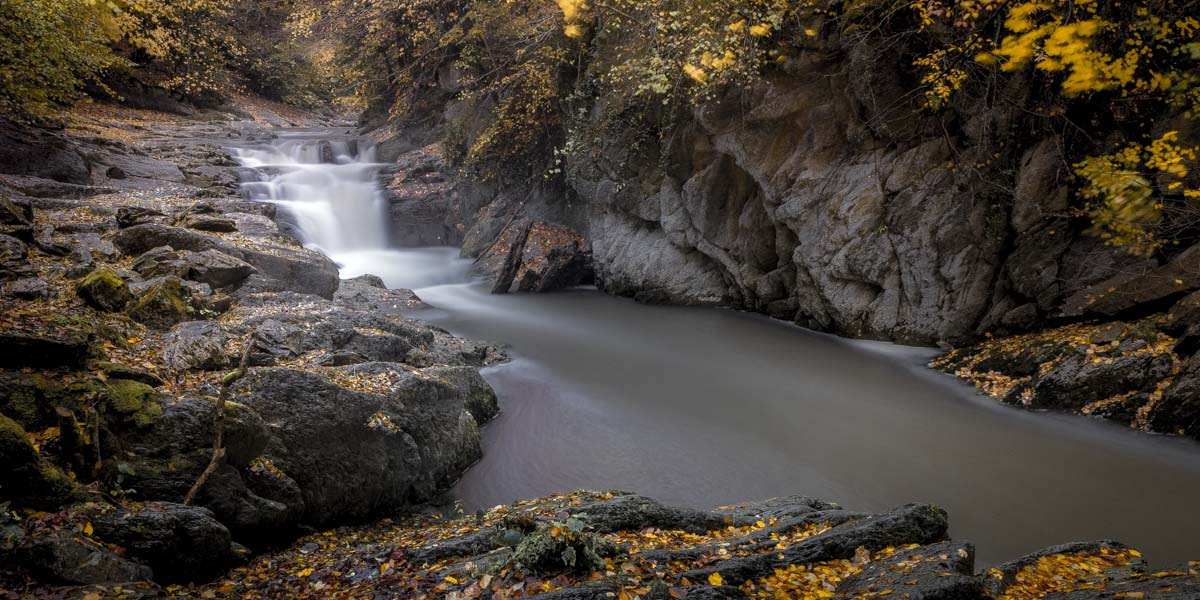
[233,131,1200,567]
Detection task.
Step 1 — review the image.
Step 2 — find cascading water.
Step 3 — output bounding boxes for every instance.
[231,130,472,288]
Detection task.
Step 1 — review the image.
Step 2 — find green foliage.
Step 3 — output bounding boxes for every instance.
[510,516,620,575]
[0,0,118,116]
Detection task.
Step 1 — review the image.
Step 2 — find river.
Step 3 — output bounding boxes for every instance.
[233,131,1200,568]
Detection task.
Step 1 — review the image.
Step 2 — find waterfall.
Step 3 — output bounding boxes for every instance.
[231,134,389,258]
[231,130,473,289]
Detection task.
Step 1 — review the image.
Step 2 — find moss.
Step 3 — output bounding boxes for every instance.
[511,519,621,575]
[77,268,133,312]
[104,379,163,428]
[0,414,77,509]
[125,278,191,329]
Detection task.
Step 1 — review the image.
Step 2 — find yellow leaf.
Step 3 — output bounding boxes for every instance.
[83,522,93,536]
[1129,549,1143,557]
[445,575,459,584]
[708,572,724,586]
[297,567,313,577]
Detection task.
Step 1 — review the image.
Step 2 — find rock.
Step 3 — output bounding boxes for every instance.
[0,233,33,281]
[513,221,592,293]
[0,330,91,368]
[1148,356,1200,438]
[106,166,127,179]
[833,541,984,599]
[983,541,1145,599]
[347,273,387,289]
[1028,351,1173,410]
[93,502,236,583]
[1162,290,1200,354]
[115,224,339,298]
[1062,244,1200,318]
[18,532,152,584]
[681,504,949,585]
[184,249,256,288]
[133,246,191,279]
[116,206,169,229]
[230,366,491,524]
[4,277,52,300]
[0,414,77,509]
[0,119,91,185]
[76,268,133,312]
[183,215,238,233]
[162,321,229,371]
[490,221,531,294]
[126,278,192,329]
[250,319,304,365]
[95,361,166,387]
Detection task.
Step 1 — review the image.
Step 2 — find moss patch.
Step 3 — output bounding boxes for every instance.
[76,268,133,312]
[103,379,163,428]
[0,414,77,509]
[125,278,191,329]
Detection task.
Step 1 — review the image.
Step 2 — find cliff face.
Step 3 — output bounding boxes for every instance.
[381,37,1147,346]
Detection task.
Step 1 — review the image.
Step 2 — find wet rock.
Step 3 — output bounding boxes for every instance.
[0,414,78,509]
[17,532,152,585]
[5,277,52,300]
[184,249,256,288]
[76,268,133,312]
[162,321,229,371]
[92,502,236,583]
[833,541,984,599]
[126,278,192,329]
[0,233,33,281]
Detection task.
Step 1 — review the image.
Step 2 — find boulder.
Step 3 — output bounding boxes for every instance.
[514,222,592,293]
[92,502,236,583]
[0,233,33,281]
[230,366,490,524]
[983,541,1145,599]
[1028,351,1174,410]
[18,532,152,585]
[126,278,192,329]
[133,246,191,279]
[162,321,229,371]
[184,249,256,288]
[76,268,133,312]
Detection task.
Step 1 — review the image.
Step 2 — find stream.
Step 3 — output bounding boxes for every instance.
[233,130,1200,568]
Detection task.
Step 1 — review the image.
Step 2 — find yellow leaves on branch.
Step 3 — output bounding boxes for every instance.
[554,0,588,38]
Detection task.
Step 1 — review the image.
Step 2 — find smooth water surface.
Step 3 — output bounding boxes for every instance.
[235,132,1200,568]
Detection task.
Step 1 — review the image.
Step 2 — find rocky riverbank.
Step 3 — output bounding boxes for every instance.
[96,491,1200,599]
[0,99,503,591]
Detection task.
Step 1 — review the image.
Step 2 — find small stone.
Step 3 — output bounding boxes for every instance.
[76,268,133,312]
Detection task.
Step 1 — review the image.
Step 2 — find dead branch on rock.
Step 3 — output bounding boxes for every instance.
[184,331,256,506]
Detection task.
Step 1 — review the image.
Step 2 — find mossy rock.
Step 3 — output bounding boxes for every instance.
[0,414,77,509]
[511,519,621,575]
[103,379,163,428]
[126,278,191,329]
[0,372,106,431]
[76,268,133,312]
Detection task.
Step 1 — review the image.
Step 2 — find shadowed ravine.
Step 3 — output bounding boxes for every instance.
[237,131,1200,569]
